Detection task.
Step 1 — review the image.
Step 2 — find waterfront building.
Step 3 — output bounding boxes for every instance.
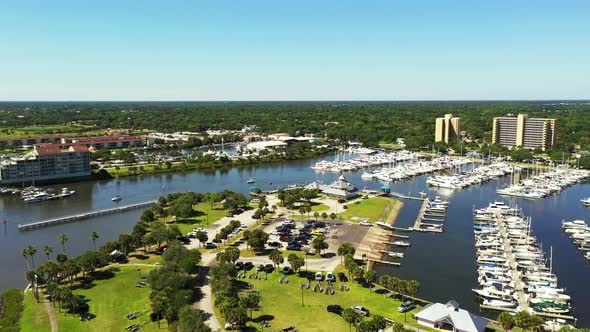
[414,300,488,332]
[0,134,145,149]
[0,144,91,184]
[306,174,360,199]
[492,114,557,151]
[435,114,461,144]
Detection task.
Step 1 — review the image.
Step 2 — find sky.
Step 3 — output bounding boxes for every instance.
[0,0,589,101]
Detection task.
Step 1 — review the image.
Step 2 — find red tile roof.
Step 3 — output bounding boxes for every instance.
[69,145,89,152]
[34,144,62,155]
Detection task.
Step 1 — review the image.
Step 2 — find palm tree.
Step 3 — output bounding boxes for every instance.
[57,233,69,253]
[20,248,31,271]
[90,231,99,250]
[27,245,38,268]
[43,245,54,261]
[313,212,319,220]
[497,312,515,331]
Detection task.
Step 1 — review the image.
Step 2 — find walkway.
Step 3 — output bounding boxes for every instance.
[44,299,58,332]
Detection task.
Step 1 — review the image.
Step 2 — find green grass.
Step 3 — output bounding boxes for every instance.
[341,197,395,223]
[169,202,229,235]
[310,203,330,212]
[0,125,107,139]
[238,265,425,332]
[19,290,51,332]
[50,265,163,332]
[126,253,163,265]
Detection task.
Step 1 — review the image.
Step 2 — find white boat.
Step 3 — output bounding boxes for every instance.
[482,299,517,308]
[561,219,587,229]
[388,252,404,258]
[543,319,573,332]
[246,178,256,184]
[581,197,590,206]
[393,241,410,247]
[112,195,122,202]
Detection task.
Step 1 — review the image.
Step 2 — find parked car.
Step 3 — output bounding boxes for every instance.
[311,230,324,236]
[337,199,346,203]
[286,245,301,251]
[352,305,370,316]
[269,230,279,236]
[264,264,274,273]
[267,241,282,248]
[359,221,371,226]
[194,228,206,233]
[315,272,324,281]
[186,232,197,238]
[326,272,336,282]
[257,264,265,271]
[204,242,217,249]
[342,205,348,210]
[337,272,348,282]
[397,300,416,313]
[243,262,254,270]
[282,266,292,275]
[235,261,244,270]
[314,222,326,228]
[327,304,343,315]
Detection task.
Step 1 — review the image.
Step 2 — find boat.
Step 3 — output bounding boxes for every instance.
[112,195,122,202]
[393,241,410,247]
[482,299,517,308]
[581,197,590,207]
[543,319,573,332]
[246,178,256,184]
[388,252,404,258]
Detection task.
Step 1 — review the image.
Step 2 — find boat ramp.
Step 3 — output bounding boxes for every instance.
[18,200,156,231]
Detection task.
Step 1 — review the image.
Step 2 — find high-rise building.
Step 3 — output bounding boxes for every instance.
[492,114,557,151]
[435,114,461,144]
[0,144,91,184]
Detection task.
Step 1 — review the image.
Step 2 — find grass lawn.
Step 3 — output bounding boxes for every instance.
[310,203,330,212]
[50,265,163,332]
[239,249,322,260]
[126,253,163,265]
[169,202,229,235]
[20,290,51,332]
[238,265,425,332]
[342,197,397,223]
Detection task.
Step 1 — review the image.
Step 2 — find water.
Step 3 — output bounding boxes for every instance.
[1,155,589,324]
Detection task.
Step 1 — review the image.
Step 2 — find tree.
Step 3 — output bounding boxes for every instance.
[43,245,54,261]
[287,254,304,273]
[337,242,356,264]
[510,147,533,162]
[240,292,261,320]
[169,196,197,219]
[20,248,31,271]
[407,280,420,298]
[342,308,362,332]
[329,213,336,221]
[217,247,240,264]
[312,236,329,255]
[90,231,99,250]
[299,206,306,219]
[56,253,68,264]
[118,233,133,256]
[57,233,69,253]
[195,231,208,247]
[365,270,377,292]
[269,250,284,268]
[150,289,170,328]
[26,246,38,269]
[246,229,269,254]
[321,212,328,221]
[177,306,212,332]
[498,312,516,331]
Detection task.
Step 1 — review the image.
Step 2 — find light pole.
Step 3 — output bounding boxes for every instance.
[301,286,304,306]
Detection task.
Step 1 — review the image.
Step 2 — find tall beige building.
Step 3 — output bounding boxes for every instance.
[492,114,557,151]
[435,114,461,143]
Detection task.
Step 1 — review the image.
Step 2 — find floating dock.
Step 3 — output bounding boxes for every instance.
[18,200,156,231]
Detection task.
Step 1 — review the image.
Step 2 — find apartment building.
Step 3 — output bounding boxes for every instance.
[0,144,91,184]
[435,114,461,144]
[492,114,557,151]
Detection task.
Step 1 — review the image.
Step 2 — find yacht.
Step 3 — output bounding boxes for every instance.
[246,178,256,184]
[393,240,410,247]
[581,197,590,206]
[112,195,122,202]
[24,193,49,203]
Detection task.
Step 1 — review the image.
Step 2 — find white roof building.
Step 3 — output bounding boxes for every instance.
[414,301,488,332]
[306,174,360,199]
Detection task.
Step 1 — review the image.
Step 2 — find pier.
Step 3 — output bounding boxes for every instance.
[18,200,156,231]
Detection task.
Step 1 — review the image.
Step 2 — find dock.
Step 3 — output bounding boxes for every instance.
[367,259,401,266]
[480,305,575,321]
[18,200,156,231]
[389,192,424,201]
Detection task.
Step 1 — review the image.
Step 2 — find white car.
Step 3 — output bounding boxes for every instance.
[359,221,372,226]
[270,230,279,235]
[194,228,207,233]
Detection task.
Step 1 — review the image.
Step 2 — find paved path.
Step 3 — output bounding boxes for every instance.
[43,299,58,332]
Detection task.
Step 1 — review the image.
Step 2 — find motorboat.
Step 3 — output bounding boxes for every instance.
[112,195,122,202]
[581,197,590,207]
[561,219,587,229]
[482,299,516,308]
[388,252,404,258]
[393,241,410,247]
[246,178,256,184]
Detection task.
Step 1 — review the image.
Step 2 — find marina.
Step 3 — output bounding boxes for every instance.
[497,168,590,199]
[561,219,590,260]
[472,202,575,321]
[1,154,590,325]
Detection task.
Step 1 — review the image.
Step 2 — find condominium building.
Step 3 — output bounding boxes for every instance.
[435,114,461,144]
[492,114,557,151]
[0,144,91,184]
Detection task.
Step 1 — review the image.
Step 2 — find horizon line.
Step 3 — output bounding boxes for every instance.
[1,99,589,103]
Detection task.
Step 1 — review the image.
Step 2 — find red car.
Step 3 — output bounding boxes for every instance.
[337,199,346,203]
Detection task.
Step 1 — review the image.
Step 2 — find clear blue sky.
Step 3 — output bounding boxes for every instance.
[1,1,589,101]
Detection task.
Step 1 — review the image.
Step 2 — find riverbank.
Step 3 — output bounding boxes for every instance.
[103,148,335,178]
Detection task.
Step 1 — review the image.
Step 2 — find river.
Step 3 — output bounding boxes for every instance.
[1,154,588,325]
